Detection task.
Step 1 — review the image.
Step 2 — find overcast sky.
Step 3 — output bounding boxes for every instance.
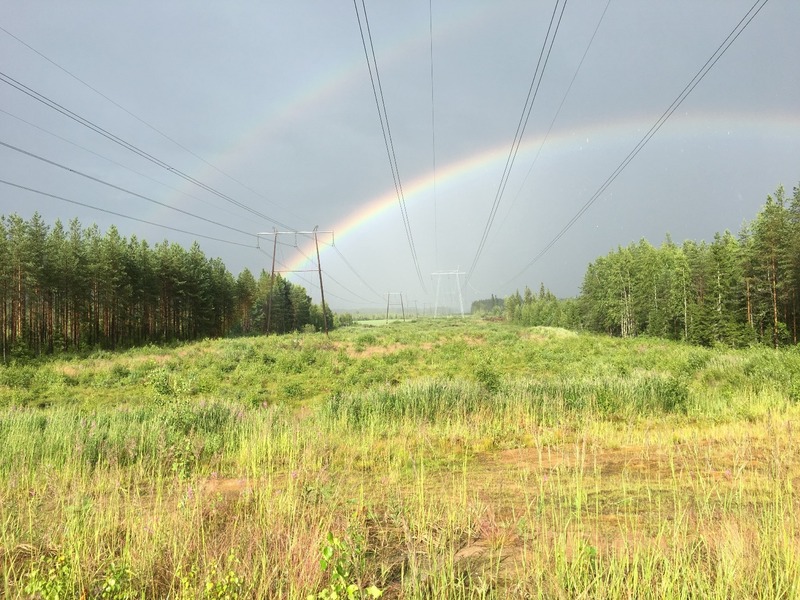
[1,1,798,311]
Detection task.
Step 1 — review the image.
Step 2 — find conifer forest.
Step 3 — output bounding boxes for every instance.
[0,214,331,361]
[499,184,800,348]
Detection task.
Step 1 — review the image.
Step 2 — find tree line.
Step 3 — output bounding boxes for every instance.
[470,295,504,316]
[0,213,331,361]
[496,184,800,347]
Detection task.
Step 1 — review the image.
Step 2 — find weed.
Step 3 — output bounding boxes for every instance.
[96,562,134,599]
[147,367,174,397]
[204,554,245,599]
[308,532,382,600]
[474,365,501,394]
[284,382,304,399]
[23,553,73,599]
[0,365,36,389]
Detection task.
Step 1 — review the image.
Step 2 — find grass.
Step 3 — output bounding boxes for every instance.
[1,318,799,597]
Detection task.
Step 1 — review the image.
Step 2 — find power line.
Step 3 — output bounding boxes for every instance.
[465,0,568,286]
[429,0,439,271]
[293,243,378,306]
[505,0,770,285]
[257,246,318,291]
[297,237,385,303]
[352,0,426,290]
[256,246,374,307]
[497,0,611,234]
[309,234,401,303]
[0,179,254,248]
[0,70,297,231]
[331,245,385,302]
[0,139,284,244]
[0,25,309,225]
[0,107,251,221]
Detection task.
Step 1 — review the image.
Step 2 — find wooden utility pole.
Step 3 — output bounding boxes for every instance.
[314,227,329,336]
[257,229,334,336]
[266,229,277,334]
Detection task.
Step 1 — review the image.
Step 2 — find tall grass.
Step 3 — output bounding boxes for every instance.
[1,321,799,597]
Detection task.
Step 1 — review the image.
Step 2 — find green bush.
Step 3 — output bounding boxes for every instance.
[0,364,36,389]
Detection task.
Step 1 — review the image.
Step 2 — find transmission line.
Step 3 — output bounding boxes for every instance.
[256,246,375,307]
[302,238,386,303]
[0,140,302,246]
[0,25,309,224]
[429,0,439,270]
[352,0,426,290]
[293,243,378,305]
[0,108,253,221]
[498,0,611,233]
[506,0,771,284]
[0,70,296,231]
[465,0,568,286]
[0,179,254,248]
[331,245,385,302]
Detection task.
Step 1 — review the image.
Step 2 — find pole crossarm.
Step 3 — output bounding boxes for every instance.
[257,230,334,245]
[257,230,333,236]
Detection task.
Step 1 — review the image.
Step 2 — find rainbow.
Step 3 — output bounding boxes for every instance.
[149,5,798,284]
[167,3,492,221]
[284,110,800,273]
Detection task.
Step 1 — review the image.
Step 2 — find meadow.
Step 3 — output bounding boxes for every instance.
[1,318,799,598]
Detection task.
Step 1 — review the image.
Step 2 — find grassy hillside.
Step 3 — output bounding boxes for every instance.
[1,319,799,598]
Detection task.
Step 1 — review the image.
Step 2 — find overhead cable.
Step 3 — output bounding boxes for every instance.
[429,0,439,270]
[0,179,254,248]
[505,0,771,284]
[256,246,378,306]
[331,245,385,302]
[498,0,611,232]
[0,70,296,231]
[465,0,568,286]
[293,243,378,305]
[0,108,250,221]
[0,140,294,245]
[0,25,309,224]
[352,0,426,290]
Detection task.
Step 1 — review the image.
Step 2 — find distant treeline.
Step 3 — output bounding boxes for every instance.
[0,214,332,360]
[493,184,800,347]
[470,295,504,315]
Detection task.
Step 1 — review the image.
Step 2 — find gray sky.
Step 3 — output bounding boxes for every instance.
[1,1,798,311]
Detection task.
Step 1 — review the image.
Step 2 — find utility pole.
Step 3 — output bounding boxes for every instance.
[313,227,329,336]
[266,228,277,334]
[257,229,334,336]
[431,270,466,318]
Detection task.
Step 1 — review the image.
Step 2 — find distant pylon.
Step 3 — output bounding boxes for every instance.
[385,292,406,323]
[432,270,465,318]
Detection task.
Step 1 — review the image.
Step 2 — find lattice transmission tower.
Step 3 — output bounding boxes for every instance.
[431,270,465,318]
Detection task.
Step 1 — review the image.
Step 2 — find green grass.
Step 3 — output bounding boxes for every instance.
[1,319,799,597]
